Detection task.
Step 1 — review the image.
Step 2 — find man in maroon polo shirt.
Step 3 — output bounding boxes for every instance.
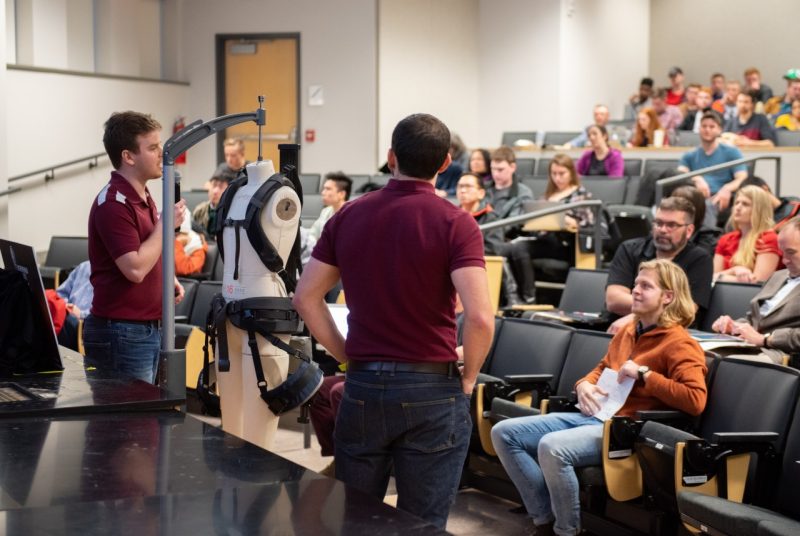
[83,111,186,383]
[293,113,495,529]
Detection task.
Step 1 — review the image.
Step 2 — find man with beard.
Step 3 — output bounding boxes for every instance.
[605,196,712,334]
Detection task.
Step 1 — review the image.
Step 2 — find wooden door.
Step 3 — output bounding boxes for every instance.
[218,35,299,167]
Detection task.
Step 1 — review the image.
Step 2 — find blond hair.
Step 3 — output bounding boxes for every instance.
[729,185,775,270]
[223,137,245,153]
[636,259,696,328]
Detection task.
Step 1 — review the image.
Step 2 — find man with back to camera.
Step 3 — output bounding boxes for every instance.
[309,171,352,241]
[605,196,712,334]
[83,111,186,383]
[293,113,495,529]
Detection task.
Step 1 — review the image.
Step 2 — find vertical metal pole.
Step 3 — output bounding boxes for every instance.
[160,161,184,400]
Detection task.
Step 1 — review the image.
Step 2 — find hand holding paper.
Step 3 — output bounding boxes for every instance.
[577,368,635,421]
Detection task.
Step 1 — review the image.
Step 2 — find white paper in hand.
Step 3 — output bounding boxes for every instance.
[577,368,635,421]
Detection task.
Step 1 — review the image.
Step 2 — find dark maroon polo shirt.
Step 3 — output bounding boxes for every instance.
[88,172,162,320]
[312,178,485,363]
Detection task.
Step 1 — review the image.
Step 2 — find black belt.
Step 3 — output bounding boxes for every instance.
[347,360,459,376]
[91,315,160,328]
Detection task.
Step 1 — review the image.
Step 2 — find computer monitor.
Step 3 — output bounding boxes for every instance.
[0,239,64,374]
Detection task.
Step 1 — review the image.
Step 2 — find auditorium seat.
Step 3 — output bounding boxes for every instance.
[582,176,627,205]
[607,204,652,242]
[678,390,800,536]
[623,159,643,176]
[40,236,89,288]
[515,158,536,176]
[472,319,575,455]
[543,131,581,147]
[643,159,680,176]
[699,282,762,332]
[519,176,548,197]
[299,173,321,194]
[501,131,539,148]
[489,329,612,422]
[675,131,701,147]
[776,130,800,147]
[183,189,210,213]
[583,358,800,536]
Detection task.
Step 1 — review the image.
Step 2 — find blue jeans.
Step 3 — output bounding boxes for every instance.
[491,412,603,536]
[82,315,161,383]
[334,369,471,529]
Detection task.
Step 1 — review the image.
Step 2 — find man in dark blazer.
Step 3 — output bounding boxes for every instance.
[712,216,800,363]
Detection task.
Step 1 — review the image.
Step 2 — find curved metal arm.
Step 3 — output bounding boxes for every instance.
[162,110,266,165]
[654,155,782,204]
[160,104,266,399]
[479,199,604,267]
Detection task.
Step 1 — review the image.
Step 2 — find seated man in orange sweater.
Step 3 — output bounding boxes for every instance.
[174,207,208,276]
[492,259,707,536]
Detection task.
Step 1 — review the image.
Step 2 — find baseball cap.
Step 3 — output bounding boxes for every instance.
[783,68,800,81]
[668,66,683,78]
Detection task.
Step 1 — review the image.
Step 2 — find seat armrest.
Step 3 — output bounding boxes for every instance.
[635,410,691,422]
[712,432,780,445]
[175,315,189,323]
[503,374,554,385]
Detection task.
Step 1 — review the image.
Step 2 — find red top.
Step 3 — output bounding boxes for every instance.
[666,88,685,106]
[714,229,782,270]
[312,179,485,363]
[88,172,162,320]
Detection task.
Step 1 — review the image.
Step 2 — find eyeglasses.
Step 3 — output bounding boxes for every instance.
[456,184,478,190]
[652,220,689,231]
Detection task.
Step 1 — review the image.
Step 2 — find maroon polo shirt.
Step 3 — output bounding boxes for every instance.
[88,172,162,320]
[312,178,485,363]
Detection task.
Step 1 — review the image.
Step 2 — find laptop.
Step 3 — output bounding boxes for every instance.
[521,200,568,231]
[0,239,64,374]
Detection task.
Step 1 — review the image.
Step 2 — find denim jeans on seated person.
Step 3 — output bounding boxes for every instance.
[334,369,471,529]
[491,412,603,536]
[82,315,161,383]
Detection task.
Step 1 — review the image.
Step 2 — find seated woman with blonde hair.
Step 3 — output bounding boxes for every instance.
[714,185,781,283]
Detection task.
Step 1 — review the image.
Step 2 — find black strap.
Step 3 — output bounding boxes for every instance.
[233,221,242,280]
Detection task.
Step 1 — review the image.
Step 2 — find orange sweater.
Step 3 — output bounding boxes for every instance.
[174,238,208,276]
[577,323,707,417]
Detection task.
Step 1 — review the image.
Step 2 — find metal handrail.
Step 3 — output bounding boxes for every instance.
[8,152,107,184]
[478,199,604,267]
[654,155,781,204]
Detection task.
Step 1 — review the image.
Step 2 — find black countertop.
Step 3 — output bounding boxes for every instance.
[0,349,182,418]
[0,411,445,535]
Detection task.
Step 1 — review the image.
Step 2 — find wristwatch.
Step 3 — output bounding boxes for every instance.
[764,332,772,348]
[637,365,650,382]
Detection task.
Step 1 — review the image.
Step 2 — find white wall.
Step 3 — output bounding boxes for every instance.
[650,0,800,92]
[178,0,378,180]
[378,0,480,162]
[94,0,162,78]
[477,0,561,147]
[5,69,189,251]
[559,0,649,126]
[15,0,69,68]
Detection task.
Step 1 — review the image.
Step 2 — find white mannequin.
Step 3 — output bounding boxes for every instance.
[217,159,301,449]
